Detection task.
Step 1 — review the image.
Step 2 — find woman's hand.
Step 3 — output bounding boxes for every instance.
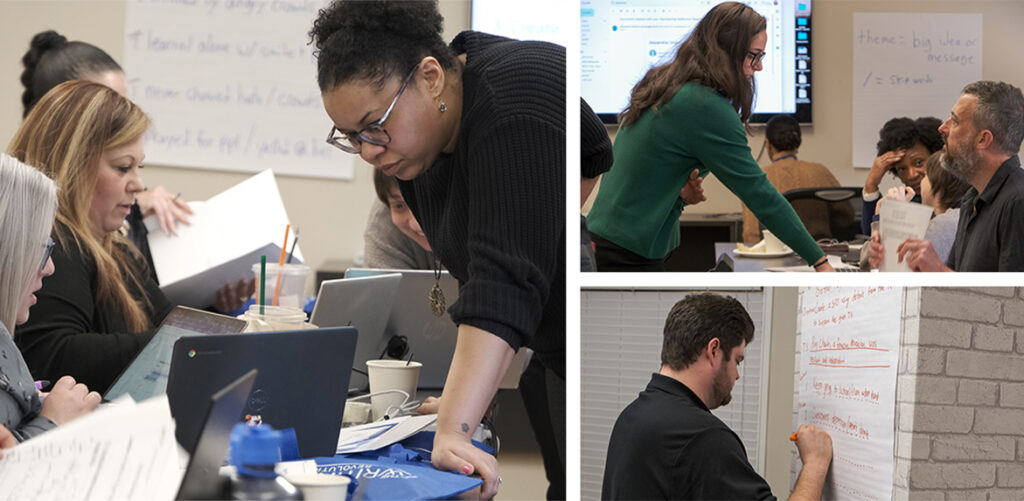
[432,431,501,499]
[417,396,441,415]
[136,186,193,236]
[897,238,951,272]
[213,278,256,314]
[39,375,100,426]
[0,425,15,457]
[814,261,835,272]
[679,169,707,205]
[864,150,905,195]
[867,231,885,269]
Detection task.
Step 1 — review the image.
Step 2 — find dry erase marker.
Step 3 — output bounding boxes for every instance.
[790,432,798,442]
[34,380,50,391]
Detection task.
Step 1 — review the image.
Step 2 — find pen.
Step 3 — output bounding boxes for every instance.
[34,380,50,391]
[790,432,798,442]
[174,192,182,200]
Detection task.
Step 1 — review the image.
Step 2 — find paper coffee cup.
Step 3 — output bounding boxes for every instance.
[366,360,422,420]
[762,229,785,253]
[283,473,351,501]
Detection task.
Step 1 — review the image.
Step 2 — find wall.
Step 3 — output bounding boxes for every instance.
[0,0,472,281]
[765,287,799,496]
[792,287,1024,499]
[585,0,1024,217]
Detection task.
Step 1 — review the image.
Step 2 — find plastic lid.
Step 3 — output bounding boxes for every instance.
[230,424,282,469]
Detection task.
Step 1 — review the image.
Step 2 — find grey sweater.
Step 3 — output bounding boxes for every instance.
[0,322,54,442]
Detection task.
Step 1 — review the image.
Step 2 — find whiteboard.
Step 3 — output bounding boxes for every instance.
[123,0,353,179]
[798,287,902,501]
[852,13,982,168]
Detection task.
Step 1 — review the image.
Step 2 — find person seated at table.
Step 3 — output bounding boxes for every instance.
[20,29,193,272]
[585,2,832,272]
[862,152,969,270]
[0,153,101,442]
[8,81,178,394]
[868,81,1024,272]
[741,114,852,243]
[860,116,944,235]
[364,169,434,269]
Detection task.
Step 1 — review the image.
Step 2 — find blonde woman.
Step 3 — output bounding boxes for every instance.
[0,153,100,442]
[8,81,174,394]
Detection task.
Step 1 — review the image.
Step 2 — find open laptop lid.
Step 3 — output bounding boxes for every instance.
[167,327,357,459]
[344,269,459,389]
[309,274,401,389]
[105,306,248,402]
[176,369,257,501]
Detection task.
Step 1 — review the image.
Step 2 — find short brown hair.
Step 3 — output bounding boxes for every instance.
[961,81,1024,155]
[925,151,969,210]
[661,293,754,370]
[372,168,399,204]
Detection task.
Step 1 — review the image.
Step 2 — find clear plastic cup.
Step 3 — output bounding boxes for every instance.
[241,305,308,332]
[252,263,310,309]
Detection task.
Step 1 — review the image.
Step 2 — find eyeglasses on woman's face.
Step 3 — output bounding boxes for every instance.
[39,237,54,272]
[326,65,419,155]
[747,50,766,66]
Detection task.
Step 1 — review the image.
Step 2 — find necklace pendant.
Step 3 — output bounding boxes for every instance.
[429,282,447,317]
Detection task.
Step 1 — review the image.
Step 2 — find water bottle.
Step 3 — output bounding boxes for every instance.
[229,424,303,500]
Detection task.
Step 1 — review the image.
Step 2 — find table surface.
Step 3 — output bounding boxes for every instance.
[713,242,806,272]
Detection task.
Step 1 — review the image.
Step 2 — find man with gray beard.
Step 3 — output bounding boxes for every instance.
[869,80,1024,271]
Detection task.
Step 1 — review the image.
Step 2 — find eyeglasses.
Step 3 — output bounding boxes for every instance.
[326,65,419,154]
[747,50,766,66]
[39,237,54,272]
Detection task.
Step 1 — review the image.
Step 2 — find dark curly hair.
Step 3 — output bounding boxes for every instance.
[309,0,458,92]
[765,114,801,152]
[20,30,122,118]
[876,116,944,175]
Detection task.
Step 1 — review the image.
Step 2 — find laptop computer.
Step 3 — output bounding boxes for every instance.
[309,274,402,390]
[344,269,460,389]
[167,327,357,459]
[105,306,248,402]
[176,369,258,501]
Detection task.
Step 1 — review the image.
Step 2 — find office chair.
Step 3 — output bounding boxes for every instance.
[781,187,863,242]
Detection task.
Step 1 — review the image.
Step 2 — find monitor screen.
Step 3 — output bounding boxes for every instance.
[581,0,811,124]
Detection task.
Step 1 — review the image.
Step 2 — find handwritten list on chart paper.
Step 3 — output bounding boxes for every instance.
[799,287,901,501]
[851,13,981,168]
[123,0,353,179]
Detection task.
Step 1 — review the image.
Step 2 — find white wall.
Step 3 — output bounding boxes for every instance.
[0,0,472,278]
[585,0,1024,216]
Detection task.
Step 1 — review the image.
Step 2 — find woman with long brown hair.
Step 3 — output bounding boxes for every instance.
[7,80,174,394]
[586,1,832,272]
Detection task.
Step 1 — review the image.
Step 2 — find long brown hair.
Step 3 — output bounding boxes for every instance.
[7,80,153,331]
[619,2,766,128]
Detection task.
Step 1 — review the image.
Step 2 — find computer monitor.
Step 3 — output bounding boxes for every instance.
[578,0,813,124]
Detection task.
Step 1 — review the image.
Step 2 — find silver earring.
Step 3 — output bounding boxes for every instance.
[439,102,447,113]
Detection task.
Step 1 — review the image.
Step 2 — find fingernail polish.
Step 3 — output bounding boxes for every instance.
[462,465,473,475]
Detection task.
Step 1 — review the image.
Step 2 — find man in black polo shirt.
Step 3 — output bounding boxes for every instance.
[601,293,833,500]
[871,80,1024,271]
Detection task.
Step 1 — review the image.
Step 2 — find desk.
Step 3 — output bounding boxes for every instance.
[665,213,744,272]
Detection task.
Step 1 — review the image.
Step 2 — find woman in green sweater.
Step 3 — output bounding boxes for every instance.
[587,1,832,272]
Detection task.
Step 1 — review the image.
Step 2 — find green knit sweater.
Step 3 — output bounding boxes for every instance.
[587,82,824,265]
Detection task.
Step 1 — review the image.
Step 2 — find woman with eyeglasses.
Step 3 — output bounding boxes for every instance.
[0,153,101,444]
[7,81,175,395]
[311,0,566,497]
[585,1,833,272]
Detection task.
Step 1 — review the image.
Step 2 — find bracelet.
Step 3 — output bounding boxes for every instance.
[813,257,829,269]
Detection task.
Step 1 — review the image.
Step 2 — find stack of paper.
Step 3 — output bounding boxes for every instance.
[0,397,182,501]
[146,170,303,308]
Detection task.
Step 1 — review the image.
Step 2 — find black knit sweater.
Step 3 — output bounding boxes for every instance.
[400,31,566,378]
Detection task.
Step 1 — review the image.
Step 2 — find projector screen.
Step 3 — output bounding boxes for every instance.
[580,0,811,124]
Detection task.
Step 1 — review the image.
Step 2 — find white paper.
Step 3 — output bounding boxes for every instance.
[879,199,934,272]
[147,169,302,308]
[0,396,182,501]
[799,287,901,501]
[123,0,352,179]
[852,13,982,168]
[336,414,437,454]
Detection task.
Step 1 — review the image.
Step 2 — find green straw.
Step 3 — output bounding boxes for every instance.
[259,255,266,315]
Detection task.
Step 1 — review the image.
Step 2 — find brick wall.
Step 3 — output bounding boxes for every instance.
[792,287,1024,500]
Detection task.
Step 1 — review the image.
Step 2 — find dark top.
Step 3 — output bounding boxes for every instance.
[947,155,1024,271]
[125,203,158,283]
[399,31,566,378]
[15,224,173,393]
[602,373,776,500]
[581,98,613,178]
